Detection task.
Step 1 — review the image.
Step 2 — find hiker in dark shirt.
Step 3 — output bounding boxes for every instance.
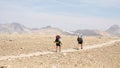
[54,35,62,52]
[77,34,83,50]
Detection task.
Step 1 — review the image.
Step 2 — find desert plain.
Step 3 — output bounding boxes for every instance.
[0,34,119,68]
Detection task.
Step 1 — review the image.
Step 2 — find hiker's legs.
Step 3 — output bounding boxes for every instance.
[59,46,61,52]
[78,44,80,50]
[56,45,61,52]
[56,46,58,52]
[81,44,83,49]
[78,43,83,50]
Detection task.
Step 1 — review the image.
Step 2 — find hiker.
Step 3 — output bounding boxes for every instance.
[77,34,83,50]
[54,35,62,52]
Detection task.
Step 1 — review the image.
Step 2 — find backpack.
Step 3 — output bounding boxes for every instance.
[77,37,83,42]
[55,38,61,44]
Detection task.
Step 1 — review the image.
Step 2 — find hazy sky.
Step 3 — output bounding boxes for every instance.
[0,0,120,31]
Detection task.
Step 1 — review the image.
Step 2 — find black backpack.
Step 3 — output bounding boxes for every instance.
[77,37,83,42]
[55,38,60,44]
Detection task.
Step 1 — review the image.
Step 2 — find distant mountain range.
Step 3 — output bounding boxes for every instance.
[0,23,31,34]
[0,23,120,36]
[106,25,120,36]
[73,29,111,36]
[31,26,72,35]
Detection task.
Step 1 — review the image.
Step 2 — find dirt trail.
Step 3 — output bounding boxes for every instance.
[0,40,120,61]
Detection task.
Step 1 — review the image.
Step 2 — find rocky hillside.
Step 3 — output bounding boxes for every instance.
[106,25,120,36]
[73,29,111,36]
[32,26,72,35]
[0,23,31,34]
[0,23,71,35]
[0,23,119,36]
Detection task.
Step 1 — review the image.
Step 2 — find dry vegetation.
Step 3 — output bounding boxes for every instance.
[0,34,119,68]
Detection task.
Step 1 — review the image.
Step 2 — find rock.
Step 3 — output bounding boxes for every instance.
[20,48,23,50]
[0,66,7,68]
[9,40,13,42]
[74,64,77,67]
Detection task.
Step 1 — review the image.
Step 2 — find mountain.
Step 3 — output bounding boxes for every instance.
[73,29,111,36]
[1,23,119,36]
[94,30,111,36]
[0,23,31,34]
[106,25,120,36]
[31,26,72,35]
[0,23,72,35]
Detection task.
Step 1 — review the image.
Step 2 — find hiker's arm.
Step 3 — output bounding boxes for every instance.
[77,38,79,41]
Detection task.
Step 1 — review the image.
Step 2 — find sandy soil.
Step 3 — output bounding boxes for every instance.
[0,34,118,56]
[0,34,119,68]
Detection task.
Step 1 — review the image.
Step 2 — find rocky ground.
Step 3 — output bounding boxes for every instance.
[0,34,119,68]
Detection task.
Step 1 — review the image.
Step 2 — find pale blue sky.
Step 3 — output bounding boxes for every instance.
[0,0,120,31]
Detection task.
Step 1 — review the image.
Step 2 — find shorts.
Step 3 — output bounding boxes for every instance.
[78,41,83,44]
[56,43,61,46]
